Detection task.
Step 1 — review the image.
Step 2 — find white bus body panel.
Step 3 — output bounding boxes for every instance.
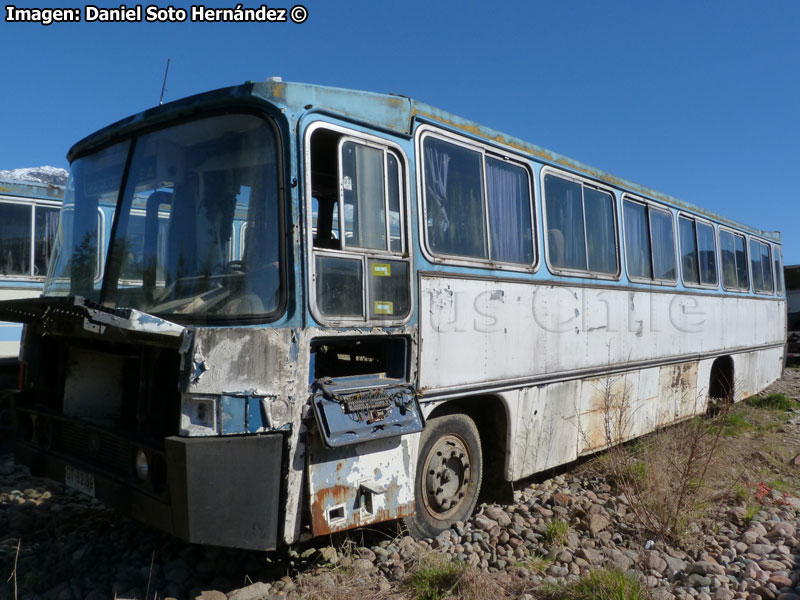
[419,275,785,480]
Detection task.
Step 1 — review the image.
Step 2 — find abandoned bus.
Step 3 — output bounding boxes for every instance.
[786,265,800,360]
[1,80,786,550]
[0,178,62,387]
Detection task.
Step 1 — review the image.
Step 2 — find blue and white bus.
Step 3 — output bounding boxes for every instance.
[786,265,800,360]
[2,80,785,550]
[0,179,62,387]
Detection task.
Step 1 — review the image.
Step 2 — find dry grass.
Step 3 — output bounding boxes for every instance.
[582,369,800,545]
[586,374,733,543]
[540,568,652,600]
[404,553,537,600]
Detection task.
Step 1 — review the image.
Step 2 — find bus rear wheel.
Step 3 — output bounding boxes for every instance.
[404,413,483,539]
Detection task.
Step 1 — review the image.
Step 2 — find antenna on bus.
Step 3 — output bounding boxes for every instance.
[159,58,171,105]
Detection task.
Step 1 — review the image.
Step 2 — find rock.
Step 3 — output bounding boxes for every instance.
[587,513,610,534]
[713,589,735,600]
[664,555,688,574]
[607,548,633,571]
[753,586,777,599]
[744,562,764,579]
[765,523,795,540]
[473,514,498,531]
[644,551,668,573]
[483,506,512,527]
[194,591,226,600]
[758,559,785,572]
[689,561,726,576]
[377,577,391,593]
[747,544,774,556]
[356,547,376,562]
[352,558,375,574]
[227,582,273,600]
[319,546,338,564]
[743,531,761,545]
[768,575,792,588]
[688,574,712,588]
[575,548,603,565]
[552,492,571,507]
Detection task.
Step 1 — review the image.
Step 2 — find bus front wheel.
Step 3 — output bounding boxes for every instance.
[404,413,483,539]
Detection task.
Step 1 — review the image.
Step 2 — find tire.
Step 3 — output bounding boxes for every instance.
[404,413,483,539]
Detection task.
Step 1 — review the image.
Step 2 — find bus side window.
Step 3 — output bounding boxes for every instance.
[750,238,773,294]
[0,202,32,276]
[309,127,410,323]
[720,229,749,291]
[544,173,616,276]
[623,199,676,283]
[422,136,487,260]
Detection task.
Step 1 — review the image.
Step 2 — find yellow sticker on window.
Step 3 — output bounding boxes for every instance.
[374,301,394,315]
[371,263,391,277]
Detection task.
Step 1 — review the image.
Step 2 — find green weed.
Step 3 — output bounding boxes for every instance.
[541,568,652,600]
[407,558,464,600]
[746,393,799,411]
[720,410,754,437]
[543,518,570,546]
[745,503,761,523]
[732,483,749,502]
[515,552,552,575]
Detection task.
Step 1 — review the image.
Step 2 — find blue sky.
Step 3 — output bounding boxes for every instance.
[2,0,798,262]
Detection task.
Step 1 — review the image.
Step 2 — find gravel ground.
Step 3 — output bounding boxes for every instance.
[2,367,800,600]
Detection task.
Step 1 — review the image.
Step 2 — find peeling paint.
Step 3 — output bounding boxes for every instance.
[307,429,418,536]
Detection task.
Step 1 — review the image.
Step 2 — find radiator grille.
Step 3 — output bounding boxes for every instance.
[57,420,131,475]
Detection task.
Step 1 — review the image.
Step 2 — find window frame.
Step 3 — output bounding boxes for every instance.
[0,197,63,281]
[748,235,774,296]
[718,226,750,292]
[676,211,719,290]
[416,125,538,272]
[304,120,413,327]
[336,135,405,256]
[540,166,620,280]
[773,243,784,297]
[621,194,678,286]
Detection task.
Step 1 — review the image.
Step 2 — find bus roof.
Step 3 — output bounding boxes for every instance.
[0,178,65,202]
[67,79,780,243]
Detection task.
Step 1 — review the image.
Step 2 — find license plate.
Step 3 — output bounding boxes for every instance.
[65,464,95,497]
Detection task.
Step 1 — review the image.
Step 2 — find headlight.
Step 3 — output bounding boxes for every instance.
[135,449,149,481]
[179,395,217,436]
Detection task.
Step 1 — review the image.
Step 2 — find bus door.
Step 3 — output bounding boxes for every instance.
[303,123,423,535]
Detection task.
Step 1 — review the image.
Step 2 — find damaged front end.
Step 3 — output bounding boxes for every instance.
[5,296,288,550]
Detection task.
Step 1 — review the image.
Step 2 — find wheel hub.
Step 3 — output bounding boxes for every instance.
[423,434,471,517]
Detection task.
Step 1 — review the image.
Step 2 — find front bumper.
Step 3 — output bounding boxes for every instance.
[16,423,285,551]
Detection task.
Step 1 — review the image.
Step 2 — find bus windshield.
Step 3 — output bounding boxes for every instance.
[44,113,283,320]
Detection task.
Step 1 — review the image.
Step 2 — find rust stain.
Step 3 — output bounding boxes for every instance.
[310,482,414,537]
[310,484,350,536]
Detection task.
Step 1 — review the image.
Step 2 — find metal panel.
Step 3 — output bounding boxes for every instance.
[311,382,423,447]
[307,428,418,536]
[419,275,785,393]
